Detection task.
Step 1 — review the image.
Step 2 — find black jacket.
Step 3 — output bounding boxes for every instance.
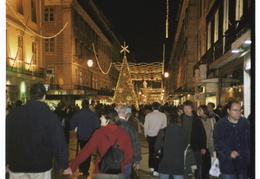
[70,107,100,141]
[6,100,69,172]
[155,124,189,175]
[181,111,207,151]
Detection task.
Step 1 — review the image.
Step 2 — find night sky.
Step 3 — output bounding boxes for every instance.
[93,0,177,63]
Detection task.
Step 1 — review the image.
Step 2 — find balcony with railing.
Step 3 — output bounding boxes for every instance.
[6,57,45,78]
[193,10,251,72]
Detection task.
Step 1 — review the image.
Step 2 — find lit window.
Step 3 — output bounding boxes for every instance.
[32,42,37,65]
[18,35,23,61]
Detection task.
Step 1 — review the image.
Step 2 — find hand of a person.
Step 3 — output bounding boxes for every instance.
[231,151,240,159]
[133,163,140,170]
[6,165,9,173]
[63,167,72,175]
[201,149,207,155]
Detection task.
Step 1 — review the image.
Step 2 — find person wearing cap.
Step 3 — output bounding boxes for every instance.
[115,105,142,179]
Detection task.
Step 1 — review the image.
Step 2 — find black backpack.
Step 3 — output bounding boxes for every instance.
[98,134,124,174]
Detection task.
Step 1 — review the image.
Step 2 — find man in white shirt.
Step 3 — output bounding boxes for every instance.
[144,102,167,176]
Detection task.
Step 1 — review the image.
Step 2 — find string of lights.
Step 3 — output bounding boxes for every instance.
[6,1,68,39]
[92,43,113,74]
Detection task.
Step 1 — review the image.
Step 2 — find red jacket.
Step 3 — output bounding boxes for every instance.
[69,124,133,174]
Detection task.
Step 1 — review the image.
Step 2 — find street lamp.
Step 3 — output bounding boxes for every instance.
[164,72,169,78]
[86,59,93,89]
[87,59,94,67]
[163,72,169,102]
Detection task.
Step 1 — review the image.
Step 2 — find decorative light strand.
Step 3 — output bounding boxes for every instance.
[6,1,68,39]
[166,0,169,38]
[92,43,113,74]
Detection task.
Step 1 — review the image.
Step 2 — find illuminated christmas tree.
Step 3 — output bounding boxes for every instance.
[113,43,139,108]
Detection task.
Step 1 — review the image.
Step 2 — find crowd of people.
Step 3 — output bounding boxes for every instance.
[6,83,251,179]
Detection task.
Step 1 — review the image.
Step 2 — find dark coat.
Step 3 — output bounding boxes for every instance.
[54,109,70,144]
[6,100,69,172]
[181,111,207,151]
[214,116,250,174]
[70,107,100,141]
[154,124,189,175]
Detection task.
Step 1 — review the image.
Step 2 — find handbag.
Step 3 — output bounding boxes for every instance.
[209,151,221,177]
[131,167,140,179]
[154,128,166,162]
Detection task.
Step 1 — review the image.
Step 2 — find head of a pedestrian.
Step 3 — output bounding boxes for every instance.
[207,102,215,114]
[100,108,120,126]
[177,107,184,117]
[29,83,46,102]
[152,102,160,111]
[183,100,194,116]
[217,105,222,110]
[81,100,89,108]
[125,107,132,119]
[15,100,23,107]
[198,105,209,118]
[226,101,242,121]
[169,110,180,125]
[57,102,66,110]
[114,104,127,118]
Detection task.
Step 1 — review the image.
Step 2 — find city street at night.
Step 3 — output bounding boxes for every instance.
[4,0,254,178]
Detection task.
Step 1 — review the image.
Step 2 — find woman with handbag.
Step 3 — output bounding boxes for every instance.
[154,109,189,179]
[197,105,216,179]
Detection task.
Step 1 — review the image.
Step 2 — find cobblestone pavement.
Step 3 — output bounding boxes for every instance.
[51,130,159,179]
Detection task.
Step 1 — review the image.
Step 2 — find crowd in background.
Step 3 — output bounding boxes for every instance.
[6,83,251,179]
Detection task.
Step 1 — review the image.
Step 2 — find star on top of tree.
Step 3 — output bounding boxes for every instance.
[120,41,130,56]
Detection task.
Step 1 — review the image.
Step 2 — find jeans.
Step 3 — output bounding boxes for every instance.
[159,173,184,179]
[221,172,247,179]
[124,163,132,179]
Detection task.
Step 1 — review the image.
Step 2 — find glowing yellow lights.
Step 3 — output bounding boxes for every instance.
[20,81,26,93]
[166,0,169,38]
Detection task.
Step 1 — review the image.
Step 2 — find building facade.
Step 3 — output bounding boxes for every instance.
[44,0,122,107]
[168,0,251,116]
[167,0,197,106]
[6,0,45,107]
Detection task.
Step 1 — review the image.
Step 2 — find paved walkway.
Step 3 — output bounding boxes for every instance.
[51,130,159,179]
